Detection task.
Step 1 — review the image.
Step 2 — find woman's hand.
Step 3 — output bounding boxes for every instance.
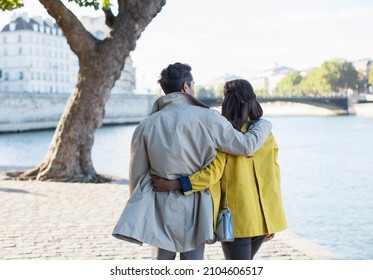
[264,233,275,242]
[152,176,182,192]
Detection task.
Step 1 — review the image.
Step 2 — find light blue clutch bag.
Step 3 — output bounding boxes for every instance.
[216,207,234,242]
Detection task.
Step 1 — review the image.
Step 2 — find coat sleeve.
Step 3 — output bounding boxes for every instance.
[181,152,226,195]
[129,124,150,193]
[209,111,272,156]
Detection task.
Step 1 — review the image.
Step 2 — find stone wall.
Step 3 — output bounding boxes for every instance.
[0,93,158,132]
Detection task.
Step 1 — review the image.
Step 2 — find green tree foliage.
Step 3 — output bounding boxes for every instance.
[274,71,303,96]
[67,0,111,9]
[0,0,110,11]
[275,59,359,96]
[300,68,329,94]
[368,61,373,85]
[318,59,358,93]
[195,86,213,98]
[195,85,222,98]
[255,89,270,97]
[0,0,23,10]
[214,84,224,98]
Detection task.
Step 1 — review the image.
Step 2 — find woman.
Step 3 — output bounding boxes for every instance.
[152,79,287,260]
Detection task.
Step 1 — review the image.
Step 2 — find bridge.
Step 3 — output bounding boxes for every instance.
[198,96,350,114]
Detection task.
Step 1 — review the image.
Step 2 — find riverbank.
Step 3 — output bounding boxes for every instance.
[1,93,372,133]
[262,101,373,117]
[0,170,341,260]
[0,93,157,132]
[351,101,373,117]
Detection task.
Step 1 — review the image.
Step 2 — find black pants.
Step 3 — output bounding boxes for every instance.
[221,235,266,260]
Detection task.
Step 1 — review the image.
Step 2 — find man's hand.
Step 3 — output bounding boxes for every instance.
[152,176,182,192]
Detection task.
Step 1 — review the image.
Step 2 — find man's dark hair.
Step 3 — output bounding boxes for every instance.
[158,63,193,94]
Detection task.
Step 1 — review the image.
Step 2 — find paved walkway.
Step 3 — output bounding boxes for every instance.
[0,173,342,260]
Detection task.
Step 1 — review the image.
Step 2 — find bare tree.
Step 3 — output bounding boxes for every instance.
[3,0,166,182]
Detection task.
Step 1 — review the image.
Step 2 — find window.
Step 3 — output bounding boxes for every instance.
[18,35,22,42]
[19,72,24,80]
[4,72,9,80]
[9,23,16,31]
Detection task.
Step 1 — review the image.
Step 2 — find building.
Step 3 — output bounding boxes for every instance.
[0,13,78,94]
[209,73,243,92]
[250,65,294,95]
[352,58,372,94]
[0,13,136,95]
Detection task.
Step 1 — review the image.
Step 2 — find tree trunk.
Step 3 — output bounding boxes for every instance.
[20,52,123,182]
[13,0,166,183]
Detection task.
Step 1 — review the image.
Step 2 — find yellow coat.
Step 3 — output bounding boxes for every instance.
[188,132,287,237]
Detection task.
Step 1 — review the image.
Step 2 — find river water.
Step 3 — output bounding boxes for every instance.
[0,115,372,260]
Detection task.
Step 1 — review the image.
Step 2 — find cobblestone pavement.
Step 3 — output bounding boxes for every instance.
[0,176,342,260]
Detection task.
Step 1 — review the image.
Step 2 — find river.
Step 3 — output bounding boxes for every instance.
[0,114,372,260]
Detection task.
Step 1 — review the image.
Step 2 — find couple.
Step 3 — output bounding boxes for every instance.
[113,62,287,260]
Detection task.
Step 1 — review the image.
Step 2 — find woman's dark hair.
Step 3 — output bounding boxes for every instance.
[158,63,193,94]
[221,79,263,131]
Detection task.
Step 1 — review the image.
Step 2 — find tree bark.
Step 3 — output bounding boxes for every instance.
[17,0,166,182]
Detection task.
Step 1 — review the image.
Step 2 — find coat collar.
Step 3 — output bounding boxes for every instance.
[150,92,209,115]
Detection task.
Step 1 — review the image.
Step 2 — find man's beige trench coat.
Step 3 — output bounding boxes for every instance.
[112,92,271,252]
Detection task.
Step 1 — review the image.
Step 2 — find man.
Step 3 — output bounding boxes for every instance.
[113,63,272,260]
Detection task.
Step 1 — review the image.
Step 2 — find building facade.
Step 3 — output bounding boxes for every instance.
[352,58,372,94]
[249,65,294,95]
[0,13,136,95]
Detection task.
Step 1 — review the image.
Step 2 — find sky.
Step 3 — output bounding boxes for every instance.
[1,0,373,92]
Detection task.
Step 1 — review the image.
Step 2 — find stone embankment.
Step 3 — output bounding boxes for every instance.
[1,93,372,133]
[0,93,158,132]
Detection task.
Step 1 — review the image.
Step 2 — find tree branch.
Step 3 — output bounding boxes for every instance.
[118,0,126,14]
[103,7,115,28]
[113,0,166,49]
[38,0,97,56]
